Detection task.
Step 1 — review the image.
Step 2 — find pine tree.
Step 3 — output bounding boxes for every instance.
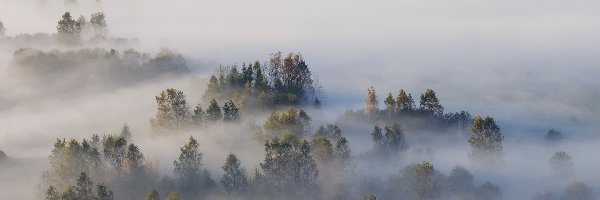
[311,135,333,166]
[144,188,160,200]
[206,99,222,121]
[96,184,114,200]
[365,86,378,115]
[384,123,408,153]
[414,161,439,200]
[222,100,240,121]
[125,144,145,173]
[192,104,205,126]
[120,123,132,141]
[102,136,127,171]
[74,172,95,200]
[396,89,412,111]
[174,136,207,193]
[371,125,384,154]
[221,154,249,194]
[90,12,107,37]
[45,186,61,200]
[334,137,351,166]
[419,89,443,115]
[61,187,77,200]
[384,92,396,112]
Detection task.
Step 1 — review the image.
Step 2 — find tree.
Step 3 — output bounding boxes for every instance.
[103,136,127,171]
[474,181,502,200]
[206,99,222,121]
[311,135,333,166]
[360,193,377,200]
[334,137,351,166]
[384,92,396,112]
[545,129,564,143]
[75,15,87,34]
[174,136,210,193]
[564,182,595,200]
[468,116,503,161]
[384,123,408,153]
[221,154,249,194]
[144,188,160,200]
[96,184,114,200]
[549,151,573,177]
[262,108,311,138]
[61,187,77,200]
[74,172,95,200]
[414,161,439,200]
[166,192,181,200]
[125,144,145,173]
[0,21,7,37]
[260,135,319,198]
[57,12,77,34]
[222,100,240,121]
[445,166,474,197]
[90,12,107,37]
[192,104,205,125]
[371,125,385,154]
[365,86,378,115]
[120,123,132,141]
[151,88,191,131]
[396,89,414,111]
[45,186,61,200]
[419,89,443,115]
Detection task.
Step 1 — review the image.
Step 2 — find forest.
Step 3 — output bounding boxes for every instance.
[1,0,599,200]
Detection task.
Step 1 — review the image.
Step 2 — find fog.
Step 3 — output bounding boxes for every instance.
[0,0,599,199]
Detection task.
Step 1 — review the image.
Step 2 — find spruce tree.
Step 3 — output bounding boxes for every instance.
[221,154,249,194]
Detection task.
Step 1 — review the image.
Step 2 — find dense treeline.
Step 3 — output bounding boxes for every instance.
[203,52,321,109]
[150,88,241,133]
[10,48,189,87]
[339,87,472,134]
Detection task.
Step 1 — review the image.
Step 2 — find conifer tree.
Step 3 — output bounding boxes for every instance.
[419,89,443,115]
[144,188,160,200]
[222,100,240,121]
[365,86,378,115]
[384,92,396,112]
[206,99,222,121]
[221,154,249,194]
[468,116,504,161]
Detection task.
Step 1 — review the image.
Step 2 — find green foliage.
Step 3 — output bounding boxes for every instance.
[173,136,213,195]
[222,100,240,121]
[102,136,128,171]
[371,123,407,155]
[419,89,443,115]
[468,116,503,160]
[192,104,205,126]
[74,172,95,199]
[57,12,77,35]
[206,99,222,121]
[144,188,160,200]
[125,144,145,173]
[96,184,114,200]
[151,88,191,131]
[221,154,249,194]
[384,92,396,112]
[203,52,320,108]
[260,135,319,198]
[311,135,333,165]
[414,161,439,200]
[45,186,61,200]
[90,12,107,37]
[396,89,414,111]
[261,108,311,138]
[46,172,115,200]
